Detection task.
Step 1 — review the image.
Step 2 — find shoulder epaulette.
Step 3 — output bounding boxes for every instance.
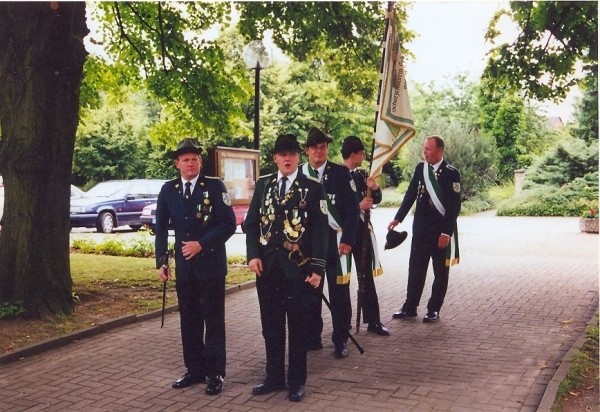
[446,164,458,171]
[204,175,220,180]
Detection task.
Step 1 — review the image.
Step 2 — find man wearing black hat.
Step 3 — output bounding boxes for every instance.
[246,134,329,402]
[388,135,461,323]
[301,127,360,359]
[155,138,237,395]
[341,136,389,336]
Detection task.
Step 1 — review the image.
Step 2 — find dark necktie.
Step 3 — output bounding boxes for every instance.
[313,168,319,180]
[279,176,288,199]
[350,170,356,179]
[184,181,192,203]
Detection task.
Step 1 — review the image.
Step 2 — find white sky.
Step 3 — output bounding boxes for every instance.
[404,1,581,122]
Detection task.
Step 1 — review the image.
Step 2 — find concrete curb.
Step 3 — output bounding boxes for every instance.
[0,280,256,365]
[536,309,599,412]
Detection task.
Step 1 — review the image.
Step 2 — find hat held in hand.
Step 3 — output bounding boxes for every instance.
[384,229,408,250]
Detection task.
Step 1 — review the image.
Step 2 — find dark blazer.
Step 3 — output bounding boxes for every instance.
[352,169,382,206]
[394,160,461,237]
[245,172,329,280]
[155,176,237,281]
[302,161,360,248]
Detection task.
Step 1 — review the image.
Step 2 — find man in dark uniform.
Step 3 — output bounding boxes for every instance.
[388,135,461,323]
[155,138,237,395]
[341,136,389,336]
[301,127,360,359]
[246,134,329,402]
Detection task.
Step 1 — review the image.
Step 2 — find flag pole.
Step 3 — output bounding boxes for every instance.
[367,1,395,177]
[355,1,395,333]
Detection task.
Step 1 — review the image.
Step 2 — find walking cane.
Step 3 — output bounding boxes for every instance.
[160,250,171,329]
[321,294,365,354]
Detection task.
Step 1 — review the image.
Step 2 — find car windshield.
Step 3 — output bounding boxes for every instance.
[85,181,130,197]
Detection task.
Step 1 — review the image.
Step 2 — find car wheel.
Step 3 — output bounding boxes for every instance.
[97,212,115,233]
[129,225,142,231]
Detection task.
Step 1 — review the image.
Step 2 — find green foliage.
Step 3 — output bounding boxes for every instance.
[498,138,599,216]
[73,89,155,187]
[394,75,499,211]
[0,300,25,319]
[572,72,599,144]
[483,1,598,101]
[524,138,598,188]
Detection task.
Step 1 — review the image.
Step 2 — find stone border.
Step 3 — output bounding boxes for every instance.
[536,309,599,412]
[0,280,256,365]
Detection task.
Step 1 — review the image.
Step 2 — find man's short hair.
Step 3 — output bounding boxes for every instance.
[427,135,445,150]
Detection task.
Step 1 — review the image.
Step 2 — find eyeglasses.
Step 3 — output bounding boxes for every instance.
[309,144,328,152]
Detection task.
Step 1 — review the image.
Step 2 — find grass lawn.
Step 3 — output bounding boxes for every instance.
[0,253,254,354]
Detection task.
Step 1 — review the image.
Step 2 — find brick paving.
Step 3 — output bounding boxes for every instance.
[0,211,598,411]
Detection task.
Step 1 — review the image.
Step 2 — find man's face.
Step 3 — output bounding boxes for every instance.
[349,150,365,169]
[423,138,443,165]
[175,153,202,181]
[273,151,300,176]
[305,142,329,168]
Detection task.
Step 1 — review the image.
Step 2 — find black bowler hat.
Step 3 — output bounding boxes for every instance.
[168,138,202,159]
[305,127,333,147]
[341,135,366,159]
[273,134,302,154]
[384,229,408,250]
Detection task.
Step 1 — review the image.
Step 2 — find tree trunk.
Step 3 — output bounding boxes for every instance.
[0,2,88,318]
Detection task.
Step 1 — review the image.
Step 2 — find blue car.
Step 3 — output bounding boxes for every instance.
[70,179,166,233]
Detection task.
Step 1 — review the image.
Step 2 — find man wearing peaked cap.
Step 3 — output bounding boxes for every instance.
[342,135,389,337]
[246,133,329,402]
[301,127,360,359]
[155,137,237,395]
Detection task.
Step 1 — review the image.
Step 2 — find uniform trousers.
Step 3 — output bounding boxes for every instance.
[176,276,226,378]
[353,220,381,324]
[308,229,352,347]
[256,265,317,386]
[403,228,449,313]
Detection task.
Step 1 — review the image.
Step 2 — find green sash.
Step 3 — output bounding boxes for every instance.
[422,163,460,267]
[302,163,352,283]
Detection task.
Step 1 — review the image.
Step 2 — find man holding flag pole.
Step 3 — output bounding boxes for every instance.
[351,1,418,329]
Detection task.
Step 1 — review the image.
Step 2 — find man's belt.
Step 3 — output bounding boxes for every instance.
[283,241,309,267]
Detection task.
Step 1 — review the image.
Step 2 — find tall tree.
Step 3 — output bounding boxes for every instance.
[483,1,598,101]
[0,1,396,317]
[0,3,88,318]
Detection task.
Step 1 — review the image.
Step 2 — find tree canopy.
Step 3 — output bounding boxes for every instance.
[483,1,598,101]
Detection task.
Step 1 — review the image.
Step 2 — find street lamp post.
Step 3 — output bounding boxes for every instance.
[243,40,271,150]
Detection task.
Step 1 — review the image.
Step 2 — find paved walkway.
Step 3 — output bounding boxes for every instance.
[0,211,598,411]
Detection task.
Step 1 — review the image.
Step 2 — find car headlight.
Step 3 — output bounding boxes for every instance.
[141,209,152,216]
[70,206,86,214]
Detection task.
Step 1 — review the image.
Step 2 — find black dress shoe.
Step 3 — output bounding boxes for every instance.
[392,308,417,319]
[205,375,223,395]
[288,385,305,402]
[252,382,286,395]
[172,371,206,389]
[367,322,390,336]
[423,311,439,323]
[334,342,349,359]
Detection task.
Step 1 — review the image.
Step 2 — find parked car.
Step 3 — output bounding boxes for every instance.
[140,202,248,234]
[70,179,166,233]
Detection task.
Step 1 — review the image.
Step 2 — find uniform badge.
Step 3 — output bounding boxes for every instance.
[222,192,232,206]
[350,180,357,192]
[453,182,461,193]
[320,200,328,215]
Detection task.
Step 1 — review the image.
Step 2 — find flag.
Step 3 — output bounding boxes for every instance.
[370,10,415,179]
